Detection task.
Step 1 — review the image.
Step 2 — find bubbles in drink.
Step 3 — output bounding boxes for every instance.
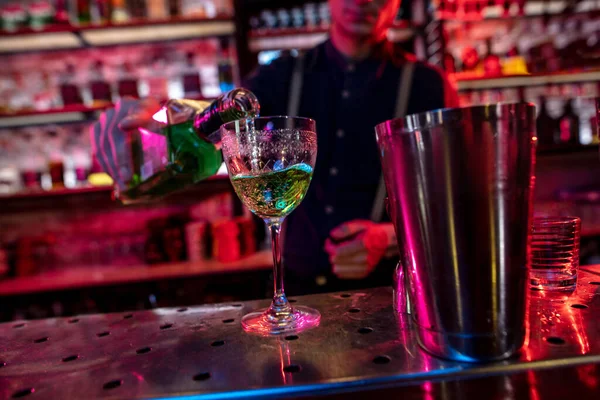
[231,163,313,219]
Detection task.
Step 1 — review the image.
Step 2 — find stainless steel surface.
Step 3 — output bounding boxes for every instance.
[376,103,537,362]
[1,268,600,399]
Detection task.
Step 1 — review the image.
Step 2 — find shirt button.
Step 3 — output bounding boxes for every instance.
[329,167,338,176]
[347,63,355,72]
[336,129,344,138]
[325,205,334,215]
[341,90,350,99]
[315,275,327,286]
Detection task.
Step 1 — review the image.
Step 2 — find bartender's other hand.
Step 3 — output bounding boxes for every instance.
[325,220,398,280]
[90,98,161,187]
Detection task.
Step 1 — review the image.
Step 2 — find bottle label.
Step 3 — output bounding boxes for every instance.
[139,130,168,181]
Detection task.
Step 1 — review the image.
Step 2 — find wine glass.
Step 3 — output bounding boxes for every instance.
[220,116,320,335]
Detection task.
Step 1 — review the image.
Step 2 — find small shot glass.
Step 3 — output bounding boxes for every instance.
[530,216,581,292]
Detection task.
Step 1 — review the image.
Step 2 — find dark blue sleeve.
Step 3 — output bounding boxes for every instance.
[242,56,296,117]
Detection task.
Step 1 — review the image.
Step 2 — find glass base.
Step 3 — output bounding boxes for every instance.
[530,271,577,292]
[241,306,321,336]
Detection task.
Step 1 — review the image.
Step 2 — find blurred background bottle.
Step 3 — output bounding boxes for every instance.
[89,61,113,107]
[217,39,235,93]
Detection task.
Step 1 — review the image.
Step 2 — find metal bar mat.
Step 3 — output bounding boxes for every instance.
[1,268,600,399]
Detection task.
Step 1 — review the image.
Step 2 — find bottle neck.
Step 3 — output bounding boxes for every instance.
[188,89,259,145]
[193,100,224,144]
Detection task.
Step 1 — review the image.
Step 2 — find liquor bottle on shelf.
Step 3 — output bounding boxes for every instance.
[75,0,92,25]
[59,64,84,106]
[249,14,261,30]
[536,96,558,146]
[464,0,478,17]
[111,0,130,22]
[54,0,71,24]
[181,52,203,98]
[126,0,147,19]
[318,3,330,28]
[48,151,65,189]
[18,138,47,191]
[461,46,480,73]
[217,40,235,94]
[91,0,112,25]
[558,99,580,145]
[111,88,260,204]
[146,0,168,20]
[260,9,277,30]
[117,62,140,99]
[276,9,291,29]
[290,7,304,28]
[69,148,92,187]
[1,3,27,32]
[181,0,207,18]
[144,56,170,100]
[167,0,181,17]
[304,3,318,29]
[443,51,456,74]
[33,71,57,111]
[482,38,502,77]
[89,61,113,107]
[28,1,55,30]
[447,0,459,17]
[214,0,233,17]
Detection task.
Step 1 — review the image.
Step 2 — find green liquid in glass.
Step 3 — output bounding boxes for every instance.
[231,163,313,219]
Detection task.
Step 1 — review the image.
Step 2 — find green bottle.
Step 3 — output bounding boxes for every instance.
[117,88,260,204]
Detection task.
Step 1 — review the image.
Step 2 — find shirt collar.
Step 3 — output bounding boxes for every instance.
[326,39,394,62]
[323,39,394,76]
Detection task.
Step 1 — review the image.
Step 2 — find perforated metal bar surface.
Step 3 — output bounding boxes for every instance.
[1,268,600,399]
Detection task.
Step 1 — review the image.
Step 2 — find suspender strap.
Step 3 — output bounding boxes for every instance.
[370,62,415,222]
[287,53,305,116]
[282,54,306,248]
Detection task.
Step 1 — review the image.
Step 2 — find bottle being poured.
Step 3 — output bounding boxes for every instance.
[91,88,260,204]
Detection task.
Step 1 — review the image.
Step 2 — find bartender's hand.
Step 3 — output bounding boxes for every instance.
[325,220,398,280]
[90,98,162,187]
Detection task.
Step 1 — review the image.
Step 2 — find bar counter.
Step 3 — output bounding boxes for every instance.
[1,267,600,399]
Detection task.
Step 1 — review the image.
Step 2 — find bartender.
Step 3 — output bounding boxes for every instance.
[94,0,458,294]
[242,0,458,293]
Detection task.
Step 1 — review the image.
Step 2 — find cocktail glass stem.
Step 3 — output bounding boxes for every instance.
[265,219,293,323]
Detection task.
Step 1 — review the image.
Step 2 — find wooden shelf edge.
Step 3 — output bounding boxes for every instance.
[0,16,233,37]
[455,70,600,90]
[0,186,113,201]
[0,18,235,54]
[0,250,272,296]
[248,26,414,52]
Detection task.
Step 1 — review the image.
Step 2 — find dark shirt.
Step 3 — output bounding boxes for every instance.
[243,40,457,282]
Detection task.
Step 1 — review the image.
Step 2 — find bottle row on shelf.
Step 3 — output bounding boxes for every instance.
[0,123,93,195]
[458,83,599,146]
[249,2,330,34]
[0,0,233,33]
[1,193,258,280]
[248,1,414,37]
[0,38,235,115]
[439,14,600,79]
[432,0,598,21]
